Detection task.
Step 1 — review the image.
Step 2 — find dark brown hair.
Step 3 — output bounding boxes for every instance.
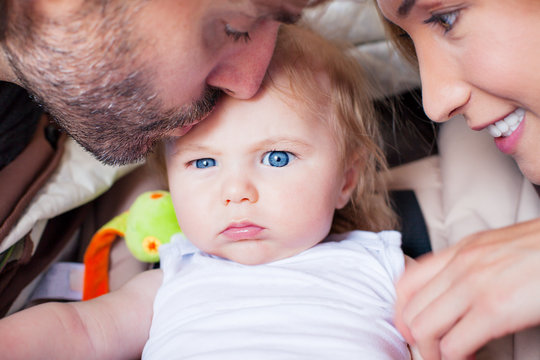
[373,1,418,67]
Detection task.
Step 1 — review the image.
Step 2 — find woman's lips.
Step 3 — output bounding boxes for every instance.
[494,115,525,154]
[221,223,264,241]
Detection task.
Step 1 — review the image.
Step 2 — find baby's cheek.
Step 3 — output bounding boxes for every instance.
[288,202,334,239]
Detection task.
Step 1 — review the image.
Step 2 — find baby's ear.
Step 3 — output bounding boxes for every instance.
[335,156,361,210]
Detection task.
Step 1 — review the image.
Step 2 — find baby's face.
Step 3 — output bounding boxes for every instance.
[165,85,355,265]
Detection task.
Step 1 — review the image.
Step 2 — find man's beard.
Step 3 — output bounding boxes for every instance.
[52,83,221,166]
[2,0,221,165]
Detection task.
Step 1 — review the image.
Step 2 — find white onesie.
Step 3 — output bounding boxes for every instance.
[142,230,409,359]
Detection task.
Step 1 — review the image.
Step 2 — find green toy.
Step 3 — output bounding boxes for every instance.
[125,190,181,262]
[83,190,181,300]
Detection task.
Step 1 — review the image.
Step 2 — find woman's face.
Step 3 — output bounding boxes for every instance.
[377,0,540,183]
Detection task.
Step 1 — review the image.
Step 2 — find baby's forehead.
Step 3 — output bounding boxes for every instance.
[264,66,332,104]
[261,73,340,140]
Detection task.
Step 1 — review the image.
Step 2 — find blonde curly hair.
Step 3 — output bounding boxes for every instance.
[153,23,398,233]
[266,24,397,233]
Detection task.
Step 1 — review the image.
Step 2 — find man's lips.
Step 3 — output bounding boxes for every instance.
[220,222,264,241]
[168,123,194,137]
[176,124,194,136]
[168,107,216,137]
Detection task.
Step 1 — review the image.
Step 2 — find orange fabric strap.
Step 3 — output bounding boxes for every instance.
[82,228,124,300]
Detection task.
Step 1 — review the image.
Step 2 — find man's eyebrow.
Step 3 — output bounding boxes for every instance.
[398,0,416,17]
[253,1,304,24]
[271,11,301,24]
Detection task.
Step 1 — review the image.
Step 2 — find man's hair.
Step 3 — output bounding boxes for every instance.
[0,1,6,42]
[265,24,397,233]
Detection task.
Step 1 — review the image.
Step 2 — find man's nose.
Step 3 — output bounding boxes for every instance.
[206,21,280,100]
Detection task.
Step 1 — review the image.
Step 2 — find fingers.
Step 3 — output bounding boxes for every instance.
[395,247,458,344]
[399,251,475,359]
[404,281,468,359]
[438,304,497,360]
[401,237,505,359]
[396,235,501,359]
[396,219,540,360]
[404,261,486,360]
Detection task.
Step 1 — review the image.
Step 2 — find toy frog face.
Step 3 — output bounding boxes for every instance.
[125,191,182,262]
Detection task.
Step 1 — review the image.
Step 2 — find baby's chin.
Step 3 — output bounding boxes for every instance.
[219,242,292,266]
[224,252,277,266]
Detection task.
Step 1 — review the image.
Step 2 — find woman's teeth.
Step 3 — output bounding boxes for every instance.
[487,108,525,137]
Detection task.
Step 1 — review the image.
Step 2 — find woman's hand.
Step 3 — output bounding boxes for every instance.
[395,218,540,360]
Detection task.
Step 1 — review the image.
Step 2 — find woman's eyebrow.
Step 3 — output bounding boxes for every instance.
[398,0,416,17]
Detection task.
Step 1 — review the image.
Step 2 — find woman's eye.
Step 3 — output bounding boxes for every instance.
[262,151,295,167]
[224,23,251,43]
[424,10,459,33]
[192,158,217,169]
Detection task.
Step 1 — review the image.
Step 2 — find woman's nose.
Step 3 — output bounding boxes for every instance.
[206,20,279,99]
[417,43,471,123]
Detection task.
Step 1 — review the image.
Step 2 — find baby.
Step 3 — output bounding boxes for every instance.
[0,25,409,359]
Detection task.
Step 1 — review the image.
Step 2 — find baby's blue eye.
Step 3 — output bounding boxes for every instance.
[194,158,216,168]
[262,151,293,167]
